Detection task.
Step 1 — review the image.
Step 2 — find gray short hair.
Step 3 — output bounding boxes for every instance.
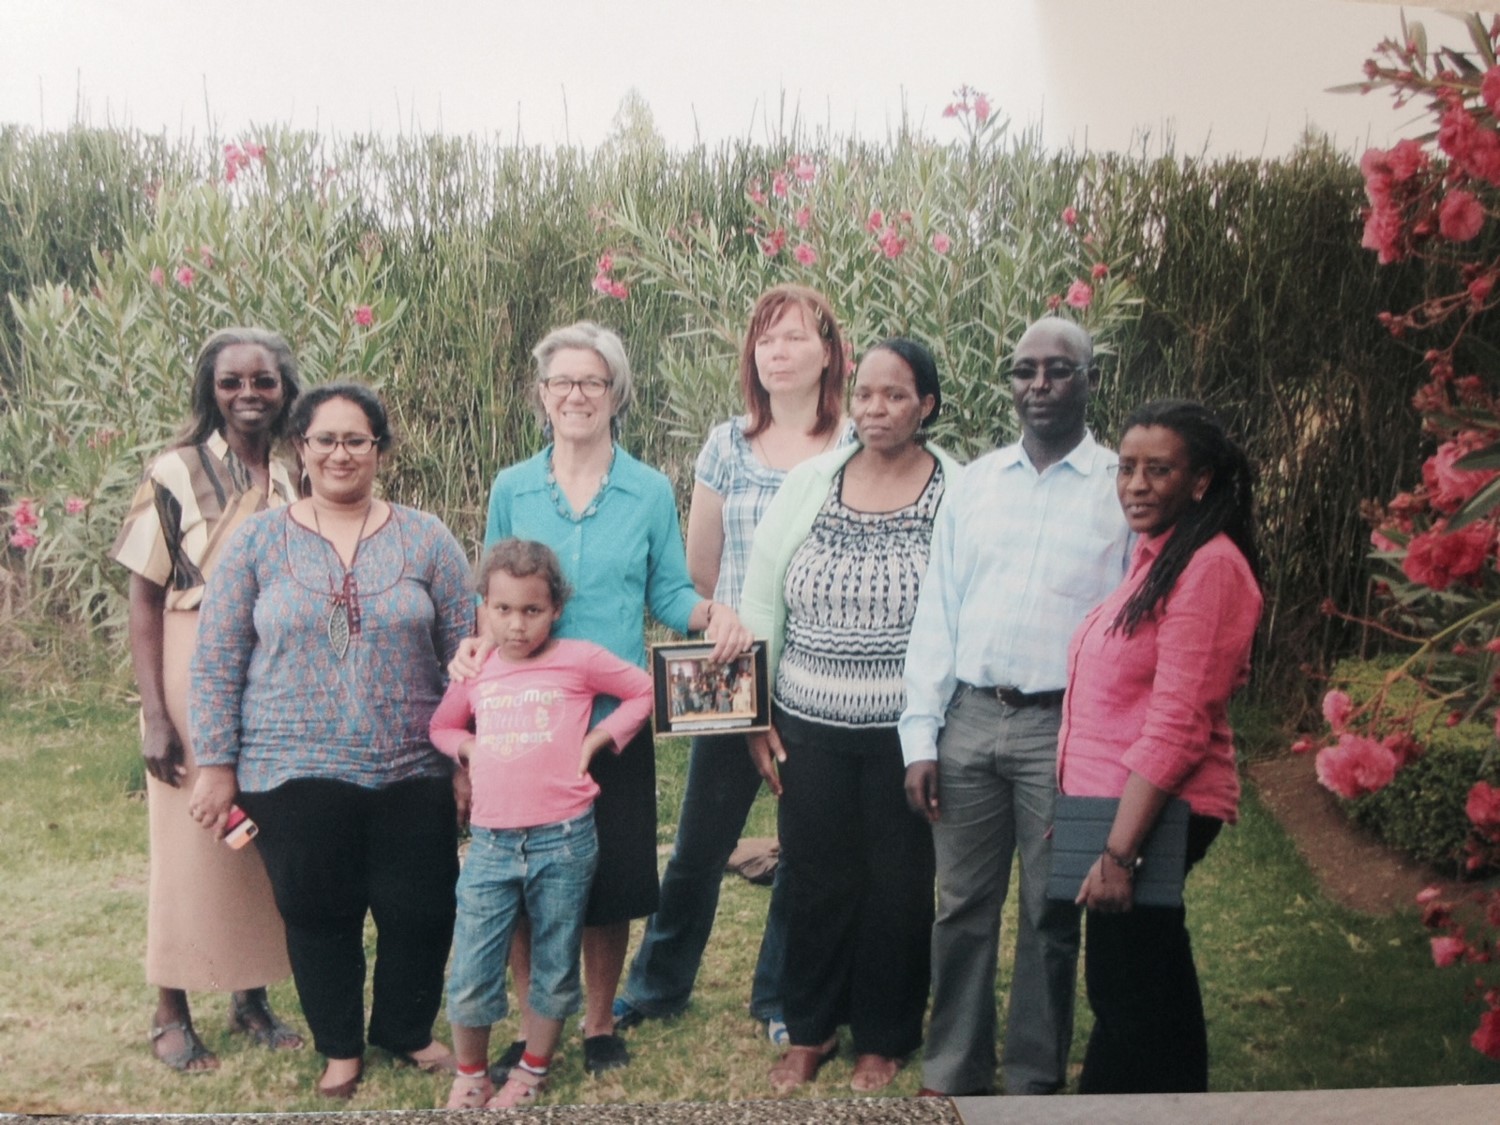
[531,321,634,431]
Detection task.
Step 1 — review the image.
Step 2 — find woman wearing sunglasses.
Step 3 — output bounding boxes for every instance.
[111,328,305,1072]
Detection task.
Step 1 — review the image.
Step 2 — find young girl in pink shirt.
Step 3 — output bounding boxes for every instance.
[430,539,653,1108]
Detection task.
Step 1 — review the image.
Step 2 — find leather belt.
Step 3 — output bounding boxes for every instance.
[960,682,1065,709]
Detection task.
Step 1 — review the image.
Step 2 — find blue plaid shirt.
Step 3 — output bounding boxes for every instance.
[898,432,1131,765]
[697,416,854,608]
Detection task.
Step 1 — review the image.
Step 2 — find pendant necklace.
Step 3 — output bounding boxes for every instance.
[313,502,374,659]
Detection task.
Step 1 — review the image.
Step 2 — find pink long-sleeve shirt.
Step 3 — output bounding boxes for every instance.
[1057,530,1262,823]
[429,639,654,830]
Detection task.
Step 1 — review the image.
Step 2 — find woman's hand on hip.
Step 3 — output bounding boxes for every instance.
[448,636,493,682]
[141,715,188,787]
[748,727,786,798]
[188,765,240,839]
[1076,854,1136,913]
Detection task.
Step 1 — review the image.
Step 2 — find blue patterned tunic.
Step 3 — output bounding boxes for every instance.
[191,505,475,793]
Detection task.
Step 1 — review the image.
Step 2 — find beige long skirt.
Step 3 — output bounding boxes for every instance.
[144,610,291,991]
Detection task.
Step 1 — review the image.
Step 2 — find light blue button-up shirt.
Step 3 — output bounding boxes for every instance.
[898,431,1131,765]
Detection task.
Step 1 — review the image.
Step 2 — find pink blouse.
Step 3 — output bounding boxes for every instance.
[1057,530,1261,823]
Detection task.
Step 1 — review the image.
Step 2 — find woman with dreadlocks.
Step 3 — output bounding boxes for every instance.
[1055,399,1262,1095]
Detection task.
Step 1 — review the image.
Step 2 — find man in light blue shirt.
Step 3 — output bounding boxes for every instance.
[900,317,1131,1096]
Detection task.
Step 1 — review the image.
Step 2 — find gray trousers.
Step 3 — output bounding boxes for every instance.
[921,687,1081,1095]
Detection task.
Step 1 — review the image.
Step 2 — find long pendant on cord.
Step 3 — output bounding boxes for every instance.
[327,571,360,659]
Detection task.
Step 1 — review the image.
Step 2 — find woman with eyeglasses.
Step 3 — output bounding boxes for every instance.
[1058,399,1262,1093]
[112,327,304,1073]
[450,321,750,1081]
[188,382,475,1098]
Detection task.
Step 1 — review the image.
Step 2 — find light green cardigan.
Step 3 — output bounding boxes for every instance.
[738,440,965,686]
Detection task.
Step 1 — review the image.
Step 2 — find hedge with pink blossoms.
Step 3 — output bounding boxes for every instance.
[1309,15,1500,1061]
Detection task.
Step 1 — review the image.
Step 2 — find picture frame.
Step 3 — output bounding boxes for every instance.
[651,641,770,735]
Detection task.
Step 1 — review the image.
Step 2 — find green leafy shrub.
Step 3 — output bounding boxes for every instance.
[1325,658,1499,872]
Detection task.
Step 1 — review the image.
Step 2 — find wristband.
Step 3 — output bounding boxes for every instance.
[1103,845,1142,878]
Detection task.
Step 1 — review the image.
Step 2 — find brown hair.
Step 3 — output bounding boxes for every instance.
[738,284,848,439]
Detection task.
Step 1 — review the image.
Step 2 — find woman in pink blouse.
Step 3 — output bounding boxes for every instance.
[1056,399,1262,1094]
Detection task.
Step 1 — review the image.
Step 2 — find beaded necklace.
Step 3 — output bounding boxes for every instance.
[545,445,616,522]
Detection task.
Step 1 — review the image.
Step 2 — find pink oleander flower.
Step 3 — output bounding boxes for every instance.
[793,242,817,266]
[747,180,767,206]
[1046,294,1062,311]
[590,273,613,296]
[790,155,816,183]
[1416,885,1445,905]
[1431,935,1469,967]
[794,206,812,230]
[760,227,787,257]
[64,497,88,515]
[1315,732,1398,799]
[1361,202,1407,264]
[1467,781,1500,829]
[352,305,375,328]
[596,251,614,273]
[877,226,906,259]
[1091,262,1109,280]
[1062,206,1078,227]
[149,266,165,287]
[1290,736,1317,755]
[1473,1007,1500,1061]
[1064,280,1093,309]
[1439,189,1486,243]
[942,103,959,118]
[973,93,992,123]
[1321,689,1353,731]
[243,141,266,161]
[1484,67,1500,115]
[12,497,39,528]
[931,232,952,255]
[8,528,38,551]
[605,279,629,300]
[866,209,885,234]
[1470,273,1496,308]
[175,266,195,288]
[1402,521,1493,590]
[772,173,788,198]
[1422,434,1499,514]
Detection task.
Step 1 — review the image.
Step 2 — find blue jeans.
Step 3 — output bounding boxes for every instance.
[446,810,598,1028]
[620,733,787,1021]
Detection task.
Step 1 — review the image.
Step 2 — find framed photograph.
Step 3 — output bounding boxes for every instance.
[651,641,770,735]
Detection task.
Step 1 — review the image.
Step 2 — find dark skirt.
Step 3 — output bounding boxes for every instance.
[584,723,660,925]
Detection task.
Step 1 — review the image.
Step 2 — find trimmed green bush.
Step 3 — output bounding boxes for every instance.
[1334,657,1500,872]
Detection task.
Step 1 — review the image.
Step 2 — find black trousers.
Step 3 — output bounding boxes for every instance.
[776,709,935,1057]
[240,774,458,1060]
[1078,814,1222,1094]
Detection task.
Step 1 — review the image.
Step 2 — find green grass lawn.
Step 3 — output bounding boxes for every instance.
[0,694,1495,1112]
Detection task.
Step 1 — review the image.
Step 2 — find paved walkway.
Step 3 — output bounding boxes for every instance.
[20,1086,1499,1125]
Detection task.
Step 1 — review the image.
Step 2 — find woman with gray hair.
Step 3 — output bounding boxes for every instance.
[453,321,749,1082]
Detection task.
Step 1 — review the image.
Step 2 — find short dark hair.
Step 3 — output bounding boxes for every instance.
[176,327,301,447]
[866,337,942,427]
[476,538,573,609]
[287,382,394,452]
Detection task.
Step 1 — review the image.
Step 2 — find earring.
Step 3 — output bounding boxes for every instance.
[542,418,554,441]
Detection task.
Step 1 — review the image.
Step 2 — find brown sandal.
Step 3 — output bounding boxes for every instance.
[850,1052,903,1092]
[768,1036,838,1094]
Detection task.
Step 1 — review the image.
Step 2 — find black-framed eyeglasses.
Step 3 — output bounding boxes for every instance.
[541,376,613,399]
[302,433,379,456]
[215,375,282,393]
[1007,361,1088,384]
